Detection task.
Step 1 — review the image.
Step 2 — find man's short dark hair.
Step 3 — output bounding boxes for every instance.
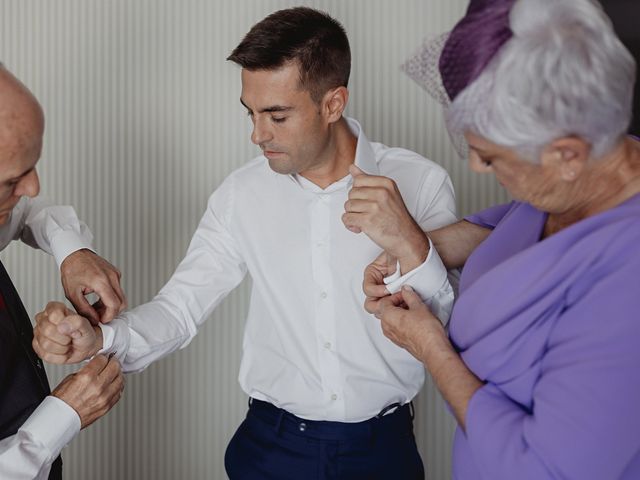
[227,7,351,103]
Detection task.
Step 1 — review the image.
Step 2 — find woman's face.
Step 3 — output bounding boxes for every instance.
[465,132,563,210]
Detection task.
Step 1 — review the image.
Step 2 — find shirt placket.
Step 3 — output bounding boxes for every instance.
[310,192,345,419]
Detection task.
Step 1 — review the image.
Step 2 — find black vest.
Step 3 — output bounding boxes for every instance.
[0,261,62,479]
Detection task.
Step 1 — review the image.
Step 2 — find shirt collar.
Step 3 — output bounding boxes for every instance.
[346,116,380,176]
[291,116,380,193]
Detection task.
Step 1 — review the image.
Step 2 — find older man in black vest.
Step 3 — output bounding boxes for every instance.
[0,64,126,479]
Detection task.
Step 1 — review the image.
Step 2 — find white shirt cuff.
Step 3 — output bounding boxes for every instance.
[383,238,454,324]
[383,237,448,297]
[98,317,130,361]
[19,396,81,458]
[50,231,94,268]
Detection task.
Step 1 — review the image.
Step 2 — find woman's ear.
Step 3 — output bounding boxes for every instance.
[542,137,592,181]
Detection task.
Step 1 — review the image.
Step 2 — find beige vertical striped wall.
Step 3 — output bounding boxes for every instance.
[0,1,508,479]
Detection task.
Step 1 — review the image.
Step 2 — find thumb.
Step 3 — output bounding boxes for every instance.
[401,285,424,309]
[349,164,365,177]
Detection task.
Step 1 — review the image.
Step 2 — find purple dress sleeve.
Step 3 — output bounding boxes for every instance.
[464,202,515,229]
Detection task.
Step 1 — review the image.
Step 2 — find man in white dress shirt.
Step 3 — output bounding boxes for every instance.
[0,64,126,479]
[33,7,457,478]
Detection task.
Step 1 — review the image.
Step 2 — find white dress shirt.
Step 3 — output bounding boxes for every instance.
[101,117,457,422]
[0,197,92,479]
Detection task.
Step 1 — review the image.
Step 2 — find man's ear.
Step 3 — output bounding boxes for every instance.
[321,86,349,124]
[542,136,592,182]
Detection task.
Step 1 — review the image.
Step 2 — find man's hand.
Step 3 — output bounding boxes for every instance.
[33,301,102,364]
[362,251,397,314]
[60,249,127,324]
[52,354,124,429]
[342,165,430,274]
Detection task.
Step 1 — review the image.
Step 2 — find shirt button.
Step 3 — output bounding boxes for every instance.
[331,394,338,401]
[320,292,328,299]
[298,422,307,432]
[324,342,332,350]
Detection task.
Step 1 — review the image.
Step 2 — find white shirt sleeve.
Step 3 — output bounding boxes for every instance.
[0,396,81,480]
[3,196,94,267]
[98,177,247,373]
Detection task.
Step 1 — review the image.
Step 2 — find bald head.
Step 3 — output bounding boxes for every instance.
[0,66,44,152]
[0,65,43,224]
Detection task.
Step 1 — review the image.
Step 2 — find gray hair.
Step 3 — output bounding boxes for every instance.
[447,0,636,161]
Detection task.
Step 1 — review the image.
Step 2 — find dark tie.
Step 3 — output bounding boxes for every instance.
[0,260,62,479]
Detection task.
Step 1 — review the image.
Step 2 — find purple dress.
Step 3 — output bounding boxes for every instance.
[448,195,640,479]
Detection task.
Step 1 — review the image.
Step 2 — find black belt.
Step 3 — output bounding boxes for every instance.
[247,398,415,441]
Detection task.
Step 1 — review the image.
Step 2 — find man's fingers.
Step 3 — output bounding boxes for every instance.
[32,337,71,364]
[351,172,397,190]
[363,282,389,299]
[91,282,123,323]
[344,198,375,214]
[36,318,72,345]
[109,274,128,312]
[347,186,390,204]
[81,354,109,375]
[98,355,122,382]
[42,301,72,326]
[349,164,364,177]
[57,315,94,345]
[68,289,100,325]
[363,268,390,298]
[35,338,69,355]
[341,212,363,232]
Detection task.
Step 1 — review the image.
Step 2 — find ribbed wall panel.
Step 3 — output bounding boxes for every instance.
[0,1,507,479]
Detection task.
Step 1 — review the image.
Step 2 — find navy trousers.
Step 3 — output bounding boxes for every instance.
[224,399,424,479]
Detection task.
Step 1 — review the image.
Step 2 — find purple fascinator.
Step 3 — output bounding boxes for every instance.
[401,0,517,156]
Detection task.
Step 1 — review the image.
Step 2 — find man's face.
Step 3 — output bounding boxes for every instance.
[240,63,331,176]
[0,70,43,225]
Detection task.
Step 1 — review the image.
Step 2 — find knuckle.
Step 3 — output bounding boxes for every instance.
[42,352,56,364]
[41,322,56,337]
[76,370,93,384]
[39,337,54,351]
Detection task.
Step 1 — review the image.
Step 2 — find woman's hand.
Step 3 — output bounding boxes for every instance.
[376,285,483,430]
[376,285,446,363]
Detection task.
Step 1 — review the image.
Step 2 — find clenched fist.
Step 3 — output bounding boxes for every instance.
[33,301,102,364]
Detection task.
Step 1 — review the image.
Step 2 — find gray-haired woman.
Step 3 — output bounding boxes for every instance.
[343,0,640,478]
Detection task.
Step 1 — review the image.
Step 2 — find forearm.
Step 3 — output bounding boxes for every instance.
[428,220,491,269]
[99,294,203,372]
[418,329,483,429]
